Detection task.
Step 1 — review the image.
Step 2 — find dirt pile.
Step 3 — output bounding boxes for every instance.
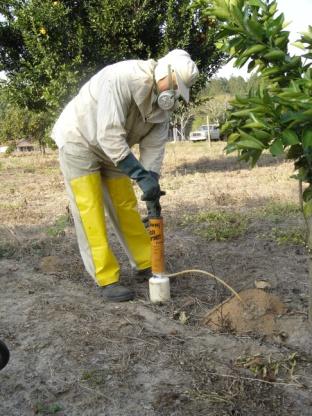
[203,288,287,336]
[38,255,64,273]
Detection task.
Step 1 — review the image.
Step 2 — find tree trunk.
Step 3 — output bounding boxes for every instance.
[180,114,185,141]
[303,201,312,322]
[173,126,178,142]
[206,114,211,148]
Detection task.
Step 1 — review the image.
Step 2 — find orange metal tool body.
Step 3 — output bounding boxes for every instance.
[149,217,165,275]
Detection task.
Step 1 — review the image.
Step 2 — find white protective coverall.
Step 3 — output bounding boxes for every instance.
[52,59,169,286]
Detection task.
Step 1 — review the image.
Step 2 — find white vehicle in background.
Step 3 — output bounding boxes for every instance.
[189,124,220,142]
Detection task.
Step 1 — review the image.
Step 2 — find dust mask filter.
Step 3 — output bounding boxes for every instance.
[157,65,177,111]
[157,91,175,111]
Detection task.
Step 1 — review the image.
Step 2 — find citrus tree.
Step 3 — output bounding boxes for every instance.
[0,0,224,148]
[196,0,312,320]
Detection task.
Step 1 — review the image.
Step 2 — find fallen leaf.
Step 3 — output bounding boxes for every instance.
[254,279,271,289]
[179,311,188,325]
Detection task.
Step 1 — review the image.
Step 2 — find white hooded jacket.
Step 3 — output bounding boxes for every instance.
[51,59,170,174]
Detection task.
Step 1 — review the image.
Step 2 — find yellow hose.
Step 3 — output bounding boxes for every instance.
[166,269,243,302]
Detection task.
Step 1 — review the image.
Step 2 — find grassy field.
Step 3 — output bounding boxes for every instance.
[0,141,299,227]
[1,142,312,416]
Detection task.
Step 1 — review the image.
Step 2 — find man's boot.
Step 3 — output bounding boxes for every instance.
[135,267,152,283]
[101,283,134,302]
[0,340,10,371]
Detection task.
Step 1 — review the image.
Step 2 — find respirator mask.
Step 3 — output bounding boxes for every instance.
[157,65,180,111]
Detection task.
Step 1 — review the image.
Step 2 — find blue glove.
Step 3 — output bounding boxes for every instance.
[117,153,161,201]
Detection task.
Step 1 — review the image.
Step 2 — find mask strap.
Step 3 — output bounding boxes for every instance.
[153,64,174,92]
[167,65,173,91]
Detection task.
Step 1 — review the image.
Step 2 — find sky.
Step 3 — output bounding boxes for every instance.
[216,0,312,78]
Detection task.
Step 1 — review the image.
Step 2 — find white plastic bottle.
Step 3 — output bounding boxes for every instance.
[149,274,171,303]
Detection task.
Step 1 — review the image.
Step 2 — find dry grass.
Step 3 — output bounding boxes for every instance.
[0,142,298,228]
[0,152,67,226]
[159,141,298,216]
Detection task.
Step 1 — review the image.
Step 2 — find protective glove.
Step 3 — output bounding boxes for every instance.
[142,195,164,226]
[117,152,161,201]
[146,197,162,218]
[145,171,165,218]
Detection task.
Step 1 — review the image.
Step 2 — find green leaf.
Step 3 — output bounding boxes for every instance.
[242,44,267,57]
[233,55,250,68]
[303,129,312,149]
[250,149,263,167]
[284,56,302,69]
[225,143,238,154]
[210,7,230,20]
[232,106,266,117]
[220,121,231,133]
[270,138,284,156]
[263,49,286,61]
[228,132,240,143]
[300,28,312,43]
[261,67,281,77]
[291,41,306,50]
[274,33,289,48]
[303,198,312,218]
[231,5,244,28]
[253,130,271,141]
[245,19,264,41]
[234,96,249,105]
[248,0,264,7]
[238,139,264,149]
[243,121,265,129]
[231,109,255,117]
[281,111,307,123]
[278,91,304,99]
[238,148,262,166]
[269,1,278,15]
[237,129,266,150]
[303,185,312,203]
[281,130,299,145]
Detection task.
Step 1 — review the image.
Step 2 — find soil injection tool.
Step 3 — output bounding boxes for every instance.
[0,340,10,371]
[148,213,242,304]
[148,216,170,303]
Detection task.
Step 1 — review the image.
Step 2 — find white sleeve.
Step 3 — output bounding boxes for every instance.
[139,122,169,174]
[96,77,132,165]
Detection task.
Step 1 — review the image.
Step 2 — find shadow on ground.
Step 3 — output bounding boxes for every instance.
[165,153,286,175]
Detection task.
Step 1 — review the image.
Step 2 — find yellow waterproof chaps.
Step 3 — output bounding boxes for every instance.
[70,172,151,286]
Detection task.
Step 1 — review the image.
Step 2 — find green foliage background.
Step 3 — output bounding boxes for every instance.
[0,0,224,147]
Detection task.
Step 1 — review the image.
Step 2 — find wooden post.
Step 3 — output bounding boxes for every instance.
[206,114,211,148]
[303,199,312,324]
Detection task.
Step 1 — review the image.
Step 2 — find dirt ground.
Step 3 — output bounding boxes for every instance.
[1,142,312,416]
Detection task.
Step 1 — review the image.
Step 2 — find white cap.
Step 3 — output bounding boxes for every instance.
[154,49,199,103]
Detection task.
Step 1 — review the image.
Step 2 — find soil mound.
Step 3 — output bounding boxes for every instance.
[203,288,287,336]
[38,255,64,273]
